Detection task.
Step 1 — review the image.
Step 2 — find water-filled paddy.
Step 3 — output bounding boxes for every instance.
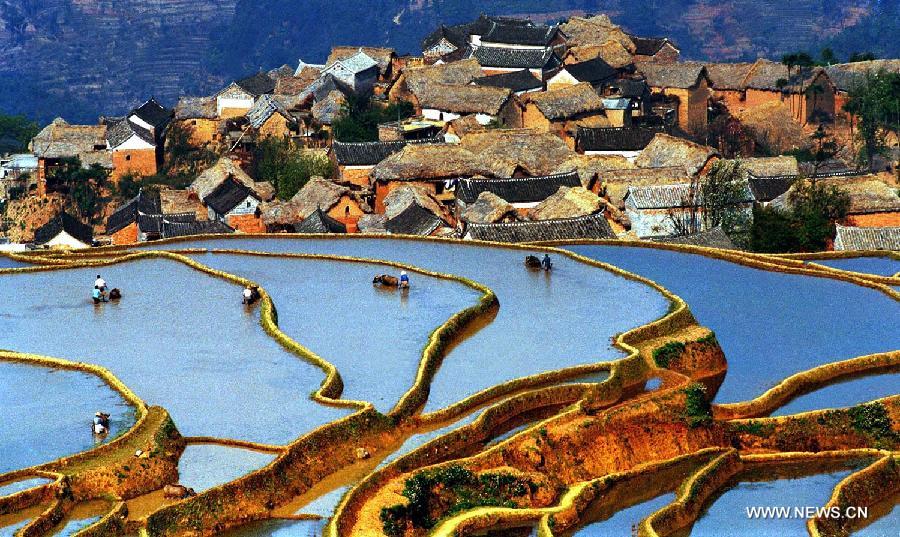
[686,468,854,536]
[0,361,133,474]
[177,444,276,492]
[0,477,51,497]
[0,257,348,444]
[772,373,900,416]
[566,492,675,536]
[815,256,900,277]
[0,503,46,537]
[565,245,900,404]
[187,253,482,412]
[138,238,668,413]
[48,500,110,536]
[0,255,24,269]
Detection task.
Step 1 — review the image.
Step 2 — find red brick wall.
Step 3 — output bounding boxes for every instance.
[339,166,373,188]
[226,213,266,233]
[112,149,157,182]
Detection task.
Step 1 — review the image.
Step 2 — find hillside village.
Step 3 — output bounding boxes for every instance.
[1,13,898,252]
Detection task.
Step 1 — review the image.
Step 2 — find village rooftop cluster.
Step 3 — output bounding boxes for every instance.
[0,13,898,252]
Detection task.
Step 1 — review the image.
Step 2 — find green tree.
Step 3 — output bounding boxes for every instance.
[700,159,752,241]
[750,179,850,252]
[114,172,142,201]
[49,157,110,222]
[848,52,876,63]
[843,69,900,168]
[819,47,837,66]
[0,112,39,154]
[332,94,414,142]
[253,136,333,199]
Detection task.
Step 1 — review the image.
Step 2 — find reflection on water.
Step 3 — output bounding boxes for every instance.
[773,373,900,416]
[0,477,52,497]
[188,254,481,413]
[687,468,855,536]
[566,245,900,404]
[220,518,325,536]
[0,503,47,536]
[48,500,110,536]
[816,257,900,277]
[178,444,276,492]
[0,362,132,473]
[140,238,668,414]
[0,258,349,444]
[568,492,675,536]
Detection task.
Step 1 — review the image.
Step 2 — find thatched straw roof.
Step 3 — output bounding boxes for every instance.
[736,101,804,154]
[825,60,900,91]
[260,177,371,226]
[416,83,512,115]
[566,41,634,69]
[461,191,519,224]
[739,156,799,178]
[840,179,900,215]
[636,61,708,89]
[311,90,346,125]
[705,62,756,91]
[383,184,447,221]
[554,154,635,187]
[275,67,321,95]
[31,118,107,159]
[372,144,492,181]
[190,158,275,201]
[526,82,604,120]
[460,129,576,177]
[528,186,603,221]
[404,59,484,96]
[634,133,718,176]
[561,16,636,53]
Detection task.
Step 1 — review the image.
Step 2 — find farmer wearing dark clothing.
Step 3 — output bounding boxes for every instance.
[399,271,410,289]
[541,254,552,271]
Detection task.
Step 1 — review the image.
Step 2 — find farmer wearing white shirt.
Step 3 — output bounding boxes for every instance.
[94,275,106,292]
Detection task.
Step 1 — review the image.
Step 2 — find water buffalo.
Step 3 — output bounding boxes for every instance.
[163,484,196,499]
[524,255,542,270]
[108,288,122,300]
[373,275,399,287]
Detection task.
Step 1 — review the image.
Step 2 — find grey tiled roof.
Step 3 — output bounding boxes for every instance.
[481,23,560,46]
[385,203,443,236]
[106,117,155,149]
[576,126,663,152]
[204,177,258,215]
[130,98,172,130]
[834,225,900,251]
[473,69,543,93]
[106,190,162,234]
[465,212,614,242]
[294,208,347,233]
[456,171,581,204]
[332,138,442,166]
[235,73,276,96]
[161,219,234,238]
[472,46,561,70]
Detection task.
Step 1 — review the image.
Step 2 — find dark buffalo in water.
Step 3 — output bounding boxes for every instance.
[108,288,122,300]
[373,275,399,287]
[163,484,196,499]
[524,256,542,270]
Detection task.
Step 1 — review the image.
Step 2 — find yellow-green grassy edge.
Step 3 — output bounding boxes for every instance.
[429,448,728,537]
[325,381,608,537]
[714,350,900,420]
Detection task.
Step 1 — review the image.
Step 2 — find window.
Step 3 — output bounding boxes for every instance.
[246,200,252,208]
[191,120,197,126]
[125,155,131,161]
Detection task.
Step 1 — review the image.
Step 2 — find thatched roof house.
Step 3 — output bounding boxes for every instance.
[416,83,513,116]
[459,129,576,177]
[600,165,693,207]
[383,184,447,221]
[525,82,605,121]
[31,118,108,161]
[460,191,519,224]
[372,144,492,182]
[634,133,718,176]
[190,158,275,201]
[261,177,371,227]
[636,62,709,90]
[561,15,636,53]
[174,97,218,120]
[528,186,603,221]
[553,154,635,188]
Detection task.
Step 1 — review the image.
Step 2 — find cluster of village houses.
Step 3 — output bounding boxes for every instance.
[2,13,898,252]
